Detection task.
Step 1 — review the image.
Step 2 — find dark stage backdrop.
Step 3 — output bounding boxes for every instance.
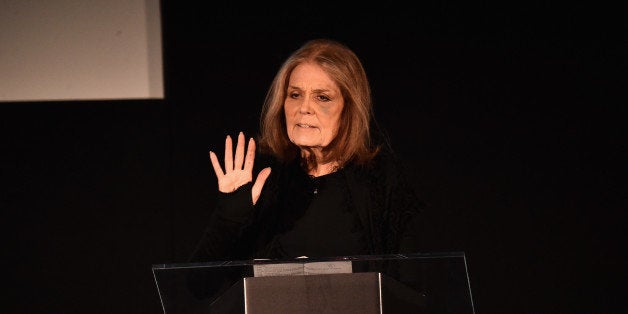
[1,2,623,314]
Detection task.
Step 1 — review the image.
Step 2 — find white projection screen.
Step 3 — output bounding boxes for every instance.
[0,0,163,102]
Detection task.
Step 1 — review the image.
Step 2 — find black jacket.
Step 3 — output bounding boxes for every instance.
[189,147,424,262]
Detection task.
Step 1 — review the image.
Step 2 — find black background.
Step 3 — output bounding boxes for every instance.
[2,2,624,313]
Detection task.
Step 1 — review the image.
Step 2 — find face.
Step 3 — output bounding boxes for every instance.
[284,62,344,150]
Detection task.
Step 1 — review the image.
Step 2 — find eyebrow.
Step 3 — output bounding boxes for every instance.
[288,85,334,93]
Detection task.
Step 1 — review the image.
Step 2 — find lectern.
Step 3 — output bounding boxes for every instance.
[152,252,475,313]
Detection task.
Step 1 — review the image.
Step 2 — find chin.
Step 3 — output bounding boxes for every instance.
[289,131,327,148]
[292,137,324,147]
[293,140,318,147]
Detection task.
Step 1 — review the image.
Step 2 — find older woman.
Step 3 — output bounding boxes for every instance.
[190,38,424,262]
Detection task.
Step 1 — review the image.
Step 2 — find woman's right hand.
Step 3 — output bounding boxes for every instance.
[209,132,271,205]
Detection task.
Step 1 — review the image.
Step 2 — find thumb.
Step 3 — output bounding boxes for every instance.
[251,167,271,205]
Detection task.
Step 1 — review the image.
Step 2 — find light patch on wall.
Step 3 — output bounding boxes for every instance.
[0,0,163,102]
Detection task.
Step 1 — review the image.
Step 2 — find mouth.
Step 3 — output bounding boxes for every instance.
[296,123,317,128]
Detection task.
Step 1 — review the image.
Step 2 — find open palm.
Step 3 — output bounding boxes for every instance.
[209,132,271,205]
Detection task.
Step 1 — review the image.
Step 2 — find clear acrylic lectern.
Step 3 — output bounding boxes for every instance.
[152,252,474,314]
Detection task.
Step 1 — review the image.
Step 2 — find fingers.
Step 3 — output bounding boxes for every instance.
[244,137,256,172]
[224,135,233,172]
[209,151,224,178]
[234,131,246,171]
[219,132,253,173]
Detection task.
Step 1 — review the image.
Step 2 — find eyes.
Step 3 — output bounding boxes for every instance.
[288,91,332,102]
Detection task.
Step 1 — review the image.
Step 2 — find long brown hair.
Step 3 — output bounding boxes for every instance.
[258,38,379,169]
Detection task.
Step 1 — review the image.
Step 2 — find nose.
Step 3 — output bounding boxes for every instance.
[299,97,313,114]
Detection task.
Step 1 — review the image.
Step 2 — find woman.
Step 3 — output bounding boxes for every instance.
[190,38,424,262]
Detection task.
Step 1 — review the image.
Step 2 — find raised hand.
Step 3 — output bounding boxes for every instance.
[209,132,271,205]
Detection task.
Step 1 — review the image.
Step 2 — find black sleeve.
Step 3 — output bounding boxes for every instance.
[188,182,256,262]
